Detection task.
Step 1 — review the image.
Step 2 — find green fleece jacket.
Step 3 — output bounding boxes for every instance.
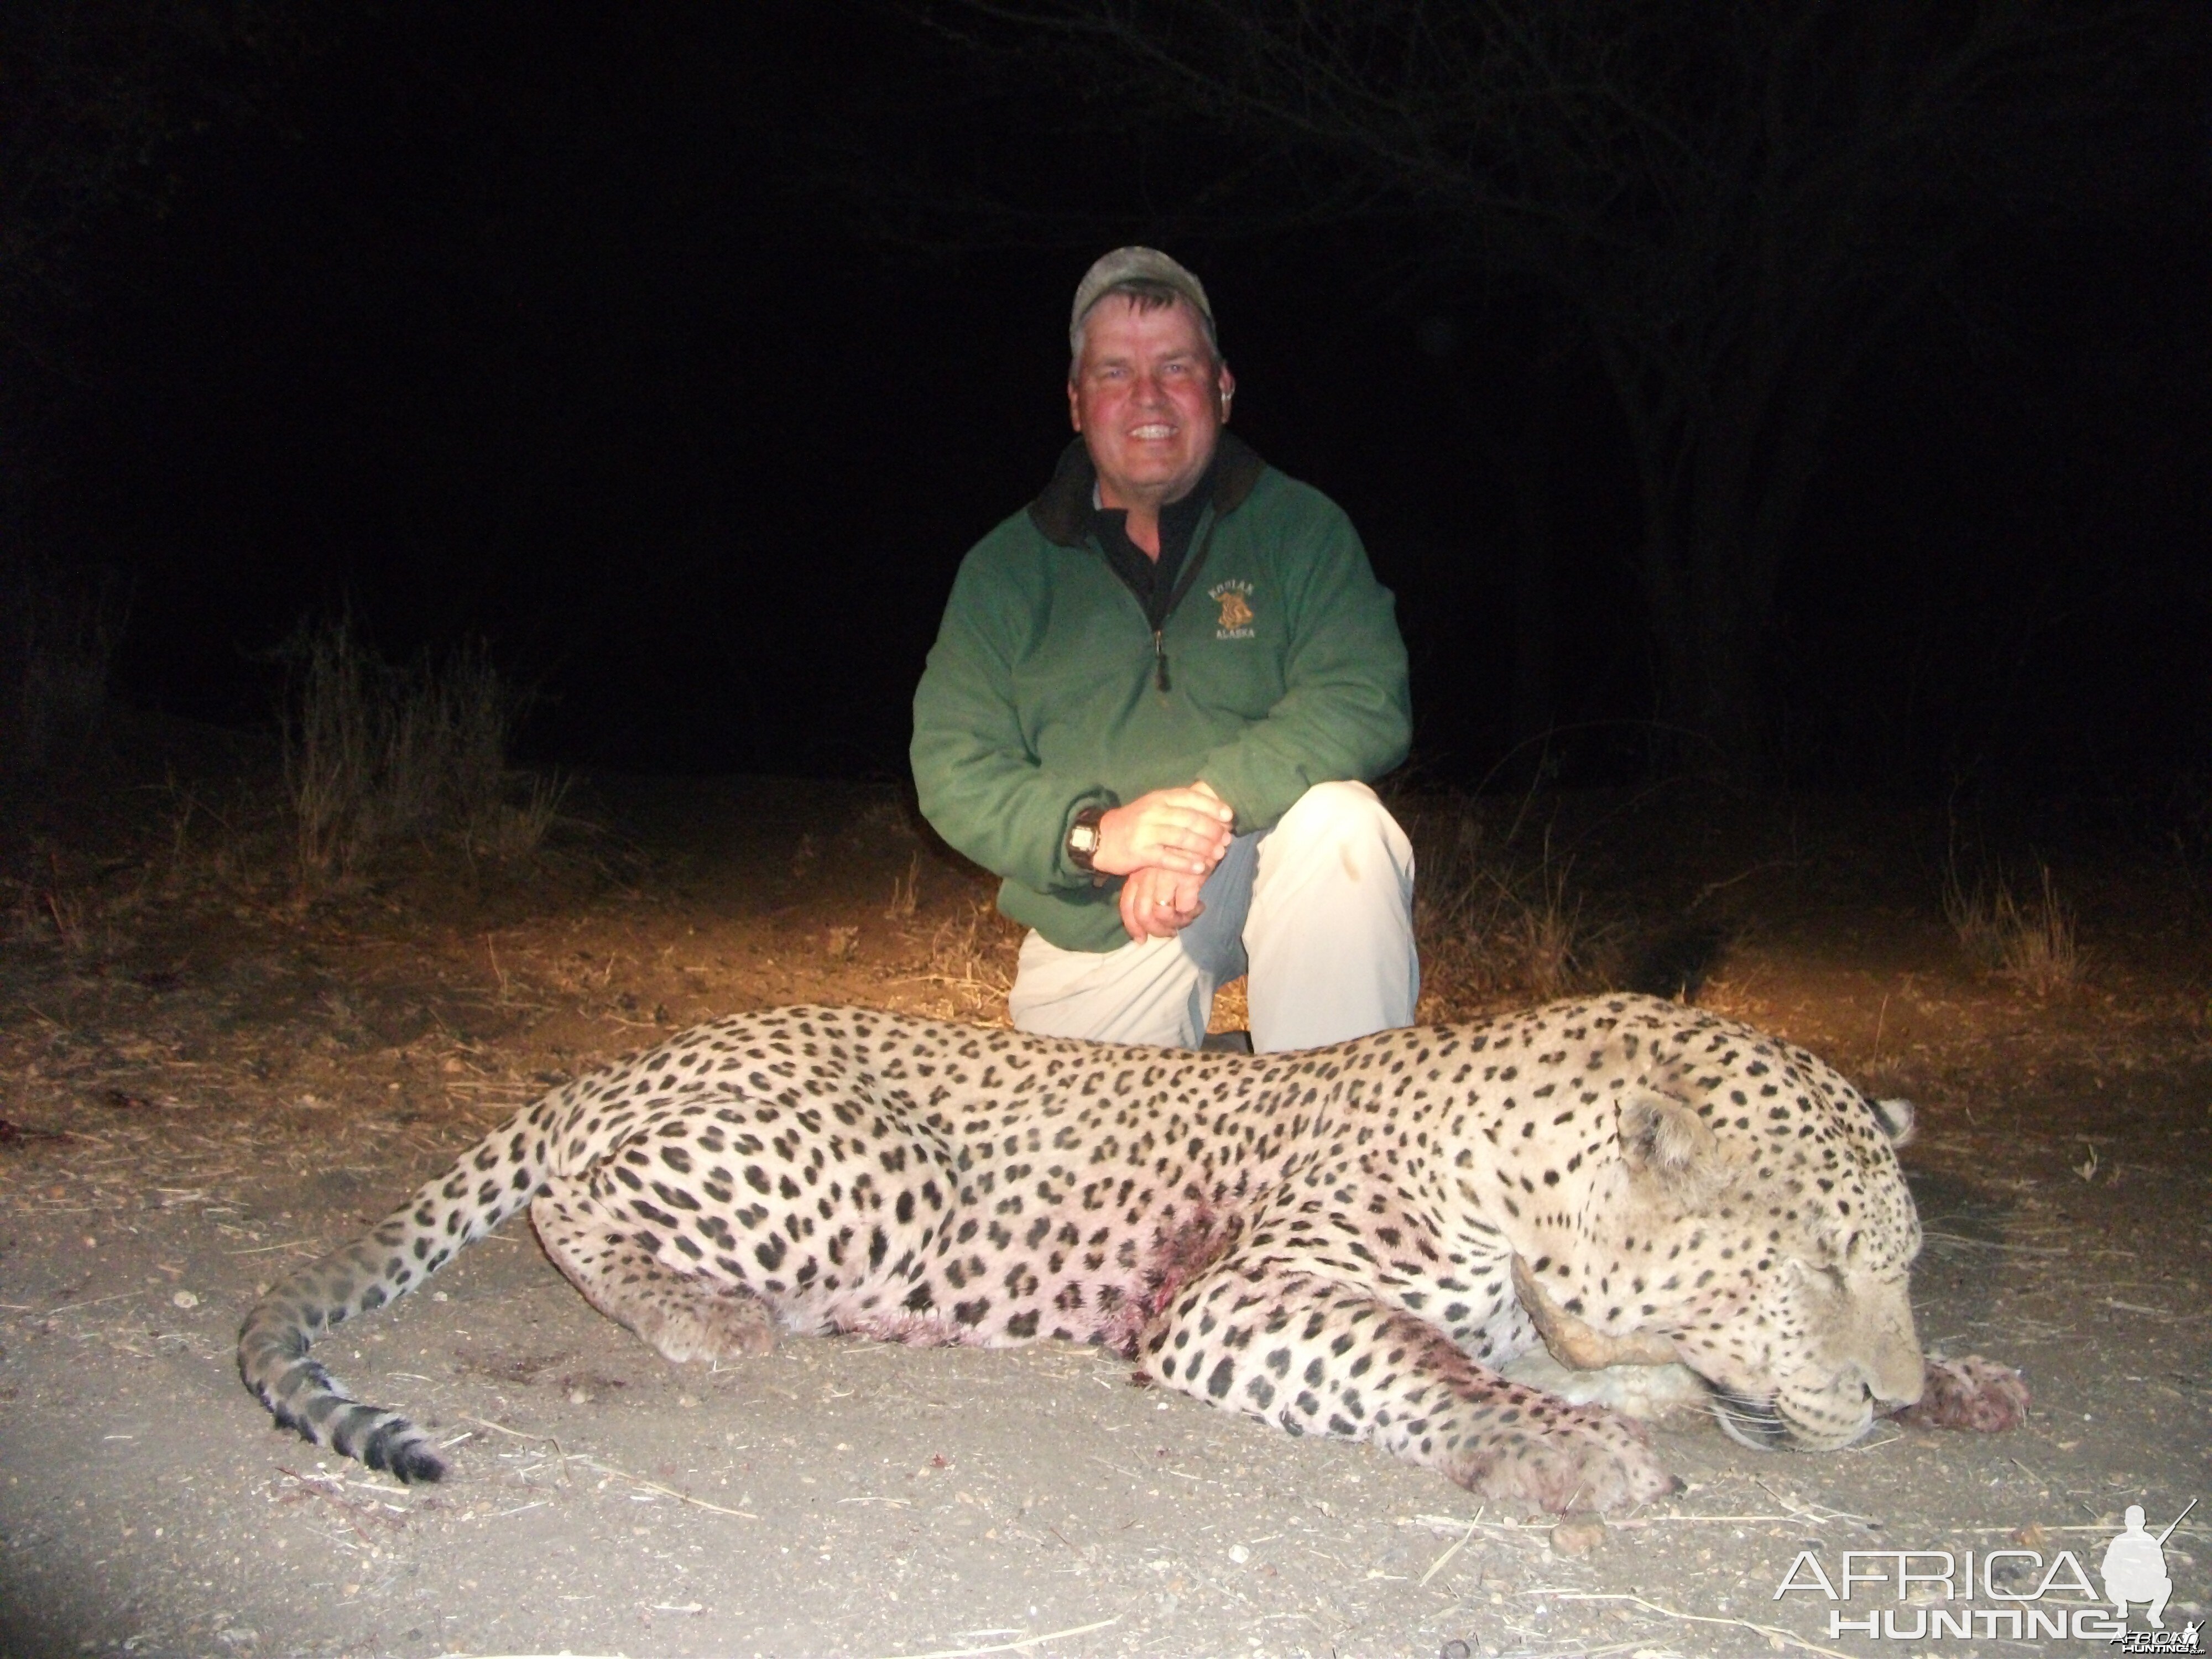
[911,432,1411,953]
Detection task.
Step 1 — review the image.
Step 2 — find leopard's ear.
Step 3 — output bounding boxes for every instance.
[1869,1096,1916,1147]
[1619,1093,1721,1205]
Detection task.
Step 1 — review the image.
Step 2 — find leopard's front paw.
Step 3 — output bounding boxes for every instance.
[1894,1355,2028,1433]
[1447,1406,1679,1515]
[639,1287,778,1364]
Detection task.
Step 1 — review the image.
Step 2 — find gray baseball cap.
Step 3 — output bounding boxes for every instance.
[1069,247,1214,353]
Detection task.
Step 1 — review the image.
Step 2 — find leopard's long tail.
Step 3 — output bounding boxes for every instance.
[236,1103,551,1481]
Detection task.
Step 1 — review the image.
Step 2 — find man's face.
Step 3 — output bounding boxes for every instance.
[1068,295,1234,513]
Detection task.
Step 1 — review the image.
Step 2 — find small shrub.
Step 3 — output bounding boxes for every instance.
[884,850,921,920]
[1993,865,2079,994]
[1944,857,2079,994]
[279,618,554,883]
[1410,801,1601,1001]
[918,900,1021,1018]
[0,560,125,775]
[469,769,571,861]
[1940,860,1999,964]
[2171,771,2212,901]
[1504,860,1586,1000]
[7,876,87,951]
[283,618,378,874]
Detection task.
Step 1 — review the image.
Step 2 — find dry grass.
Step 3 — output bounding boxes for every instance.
[884,850,922,920]
[0,559,124,775]
[913,899,1022,1019]
[280,619,564,885]
[2170,770,2212,908]
[3,823,191,963]
[1408,801,1605,1003]
[469,769,572,862]
[7,865,92,954]
[1943,858,2080,994]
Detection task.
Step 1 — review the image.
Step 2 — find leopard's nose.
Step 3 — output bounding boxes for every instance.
[1844,1348,1923,1411]
[1871,1338,1925,1409]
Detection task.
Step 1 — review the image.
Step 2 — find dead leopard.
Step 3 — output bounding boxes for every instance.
[237,995,2027,1513]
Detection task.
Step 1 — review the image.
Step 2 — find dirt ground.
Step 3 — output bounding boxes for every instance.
[3,719,2209,1659]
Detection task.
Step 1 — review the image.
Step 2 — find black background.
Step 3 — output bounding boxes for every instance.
[13,2,2210,824]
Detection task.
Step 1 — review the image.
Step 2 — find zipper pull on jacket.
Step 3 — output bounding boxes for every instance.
[1154,630,1170,692]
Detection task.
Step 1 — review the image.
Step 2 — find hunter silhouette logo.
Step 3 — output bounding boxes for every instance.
[2105,1500,2194,1630]
[1211,581,1255,637]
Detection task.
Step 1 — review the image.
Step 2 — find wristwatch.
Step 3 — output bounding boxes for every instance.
[1065,805,1108,874]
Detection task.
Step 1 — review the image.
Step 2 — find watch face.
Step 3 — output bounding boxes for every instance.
[1071,822,1099,853]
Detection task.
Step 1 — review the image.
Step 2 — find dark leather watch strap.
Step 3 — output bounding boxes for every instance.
[1065,804,1108,873]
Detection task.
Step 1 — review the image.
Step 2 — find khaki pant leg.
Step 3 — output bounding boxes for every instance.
[1244,781,1418,1052]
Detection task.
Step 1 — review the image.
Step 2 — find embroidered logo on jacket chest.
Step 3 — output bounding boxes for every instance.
[1210,580,1256,639]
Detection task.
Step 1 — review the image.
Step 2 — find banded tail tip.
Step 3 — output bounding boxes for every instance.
[357,1418,447,1483]
[311,1397,451,1483]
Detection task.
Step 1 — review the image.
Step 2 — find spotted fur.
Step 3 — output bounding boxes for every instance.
[238,995,1985,1512]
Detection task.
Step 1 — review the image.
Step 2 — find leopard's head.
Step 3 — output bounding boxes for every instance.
[1520,1027,1926,1452]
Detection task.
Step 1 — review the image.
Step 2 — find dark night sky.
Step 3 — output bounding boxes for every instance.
[15,1,2211,816]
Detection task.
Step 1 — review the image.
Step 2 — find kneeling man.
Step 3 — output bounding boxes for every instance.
[911,248,1417,1052]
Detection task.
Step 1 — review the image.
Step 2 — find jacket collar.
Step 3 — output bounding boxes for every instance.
[1028,430,1266,547]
